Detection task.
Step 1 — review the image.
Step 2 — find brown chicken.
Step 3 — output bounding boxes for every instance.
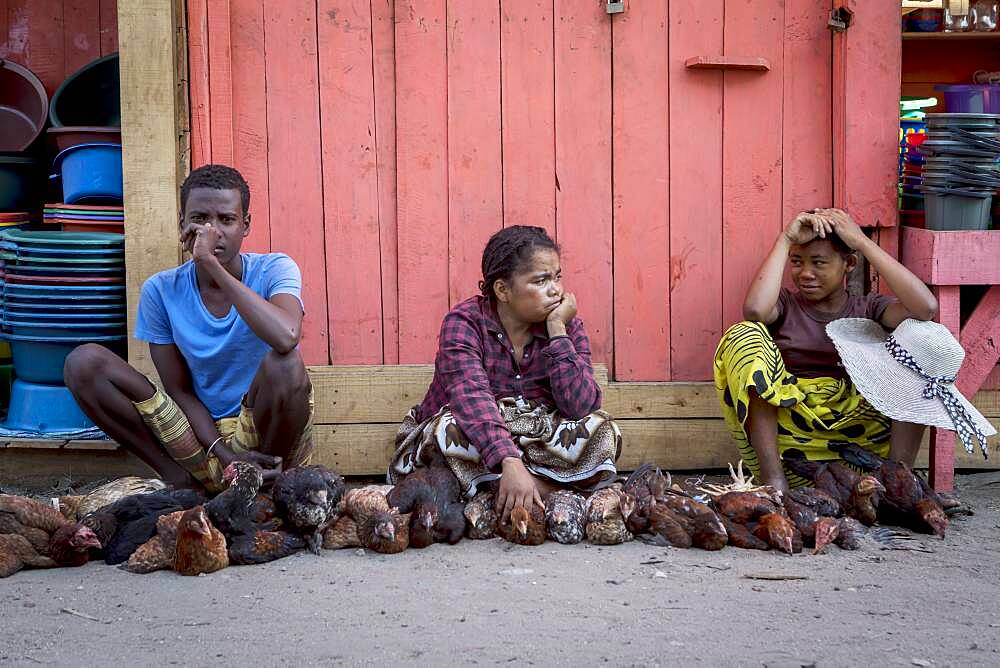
[174,506,228,576]
[655,492,728,551]
[357,509,410,554]
[123,510,186,574]
[323,484,396,550]
[782,492,841,554]
[811,517,840,555]
[387,461,465,548]
[752,512,801,554]
[0,534,57,577]
[846,475,885,527]
[464,491,498,540]
[323,515,361,549]
[646,503,694,549]
[585,486,632,545]
[719,515,768,551]
[496,505,546,546]
[783,449,886,526]
[0,494,102,568]
[713,490,783,525]
[784,487,843,518]
[620,464,671,534]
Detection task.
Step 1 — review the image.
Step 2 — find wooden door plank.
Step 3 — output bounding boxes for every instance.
[20,0,64,97]
[187,0,212,167]
[318,0,384,364]
[781,0,832,223]
[206,0,234,165]
[100,0,118,54]
[833,0,900,227]
[63,0,101,75]
[372,0,399,364]
[264,0,329,364]
[612,0,669,381]
[394,0,448,363]
[230,0,271,253]
[668,0,724,381]
[500,0,555,236]
[721,0,784,328]
[446,0,502,307]
[554,0,612,366]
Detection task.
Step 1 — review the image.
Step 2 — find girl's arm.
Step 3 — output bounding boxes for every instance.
[820,208,938,327]
[743,211,832,323]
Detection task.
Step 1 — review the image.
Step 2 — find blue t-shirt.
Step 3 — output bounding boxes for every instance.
[134,253,303,419]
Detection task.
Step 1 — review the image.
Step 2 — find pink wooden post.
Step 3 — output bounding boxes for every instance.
[931,285,960,492]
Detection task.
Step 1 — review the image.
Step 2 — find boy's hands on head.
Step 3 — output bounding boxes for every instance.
[812,207,868,251]
[784,209,834,245]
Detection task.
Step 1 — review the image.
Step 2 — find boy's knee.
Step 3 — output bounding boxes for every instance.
[260,349,310,395]
[63,343,115,386]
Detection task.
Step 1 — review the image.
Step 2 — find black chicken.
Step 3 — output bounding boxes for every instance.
[273,464,345,554]
[387,459,465,549]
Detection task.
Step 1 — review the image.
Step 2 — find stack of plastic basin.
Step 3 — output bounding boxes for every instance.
[42,203,124,233]
[918,113,1000,230]
[0,229,126,432]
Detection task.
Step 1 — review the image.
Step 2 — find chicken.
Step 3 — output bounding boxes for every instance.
[0,494,102,567]
[811,517,840,555]
[585,486,632,545]
[357,509,410,554]
[207,462,307,565]
[75,477,169,518]
[782,449,883,526]
[646,503,694,549]
[784,487,843,518]
[387,463,464,548]
[834,517,863,550]
[752,512,801,555]
[342,485,394,520]
[846,475,885,527]
[544,490,587,544]
[122,510,186,574]
[497,505,546,546]
[713,490,783,525]
[719,515,768,551]
[273,465,346,554]
[620,464,671,534]
[655,491,728,551]
[174,506,228,576]
[464,491,498,540]
[829,442,948,537]
[323,515,361,549]
[251,494,279,527]
[0,534,57,578]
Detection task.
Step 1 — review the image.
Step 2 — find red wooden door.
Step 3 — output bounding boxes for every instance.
[187,0,897,381]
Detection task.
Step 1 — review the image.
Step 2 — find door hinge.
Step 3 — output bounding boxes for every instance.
[828,7,854,32]
[606,1,625,15]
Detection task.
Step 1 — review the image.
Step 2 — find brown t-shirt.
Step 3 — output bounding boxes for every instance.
[768,288,895,379]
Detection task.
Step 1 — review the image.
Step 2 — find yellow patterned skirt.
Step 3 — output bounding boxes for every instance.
[713,321,891,488]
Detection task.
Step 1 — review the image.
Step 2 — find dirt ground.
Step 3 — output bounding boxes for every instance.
[2,472,999,667]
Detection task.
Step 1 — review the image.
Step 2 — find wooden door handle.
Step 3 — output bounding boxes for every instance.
[684,56,770,71]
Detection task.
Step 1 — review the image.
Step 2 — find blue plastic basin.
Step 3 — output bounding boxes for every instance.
[51,143,123,204]
[2,321,125,339]
[1,300,124,313]
[4,334,125,384]
[2,379,94,432]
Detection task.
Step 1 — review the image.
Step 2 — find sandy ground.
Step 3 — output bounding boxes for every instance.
[2,472,1000,667]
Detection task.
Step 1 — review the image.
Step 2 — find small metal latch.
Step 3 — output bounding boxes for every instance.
[828,7,854,32]
[606,1,625,14]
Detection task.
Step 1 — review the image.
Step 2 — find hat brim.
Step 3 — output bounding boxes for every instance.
[826,318,996,438]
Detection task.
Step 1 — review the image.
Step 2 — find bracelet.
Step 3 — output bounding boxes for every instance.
[205,436,225,458]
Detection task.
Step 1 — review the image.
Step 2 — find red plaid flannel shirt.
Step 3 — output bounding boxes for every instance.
[416,296,602,471]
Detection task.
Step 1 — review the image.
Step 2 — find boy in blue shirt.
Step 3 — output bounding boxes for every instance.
[64,165,312,493]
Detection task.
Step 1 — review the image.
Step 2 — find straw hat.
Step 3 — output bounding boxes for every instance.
[826,318,995,459]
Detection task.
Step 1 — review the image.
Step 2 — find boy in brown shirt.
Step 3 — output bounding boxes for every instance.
[714,208,939,492]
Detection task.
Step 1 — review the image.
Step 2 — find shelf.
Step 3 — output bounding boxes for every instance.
[903,31,1000,40]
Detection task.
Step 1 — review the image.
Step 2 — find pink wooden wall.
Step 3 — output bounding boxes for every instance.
[0,0,118,97]
[187,0,898,380]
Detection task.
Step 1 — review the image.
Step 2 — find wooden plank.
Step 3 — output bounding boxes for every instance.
[900,227,1000,285]
[186,0,212,167]
[317,0,383,364]
[446,0,502,307]
[22,0,64,96]
[263,0,329,364]
[499,0,555,236]
[684,56,770,71]
[119,0,185,376]
[721,0,784,328]
[0,448,152,487]
[781,0,832,225]
[957,286,1000,398]
[206,0,234,164]
[394,0,448,363]
[554,0,612,366]
[611,0,669,381]
[230,0,271,253]
[668,0,724,381]
[601,382,720,420]
[63,0,101,75]
[833,0,900,227]
[872,226,899,296]
[372,0,398,364]
[100,0,118,54]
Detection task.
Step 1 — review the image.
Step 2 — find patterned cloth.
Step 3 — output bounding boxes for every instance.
[415,296,602,470]
[388,398,621,498]
[133,386,315,493]
[714,321,891,488]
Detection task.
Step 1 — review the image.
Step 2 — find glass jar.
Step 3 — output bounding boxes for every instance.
[971,0,998,31]
[944,0,973,31]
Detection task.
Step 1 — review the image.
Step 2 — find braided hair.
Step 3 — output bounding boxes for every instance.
[479,226,559,302]
[180,164,251,216]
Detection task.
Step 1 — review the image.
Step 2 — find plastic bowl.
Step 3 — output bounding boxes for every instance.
[0,59,49,152]
[2,379,95,432]
[51,143,123,204]
[49,54,120,128]
[0,155,41,212]
[935,85,1000,115]
[46,126,122,152]
[4,334,125,385]
[1,229,124,247]
[1,321,125,340]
